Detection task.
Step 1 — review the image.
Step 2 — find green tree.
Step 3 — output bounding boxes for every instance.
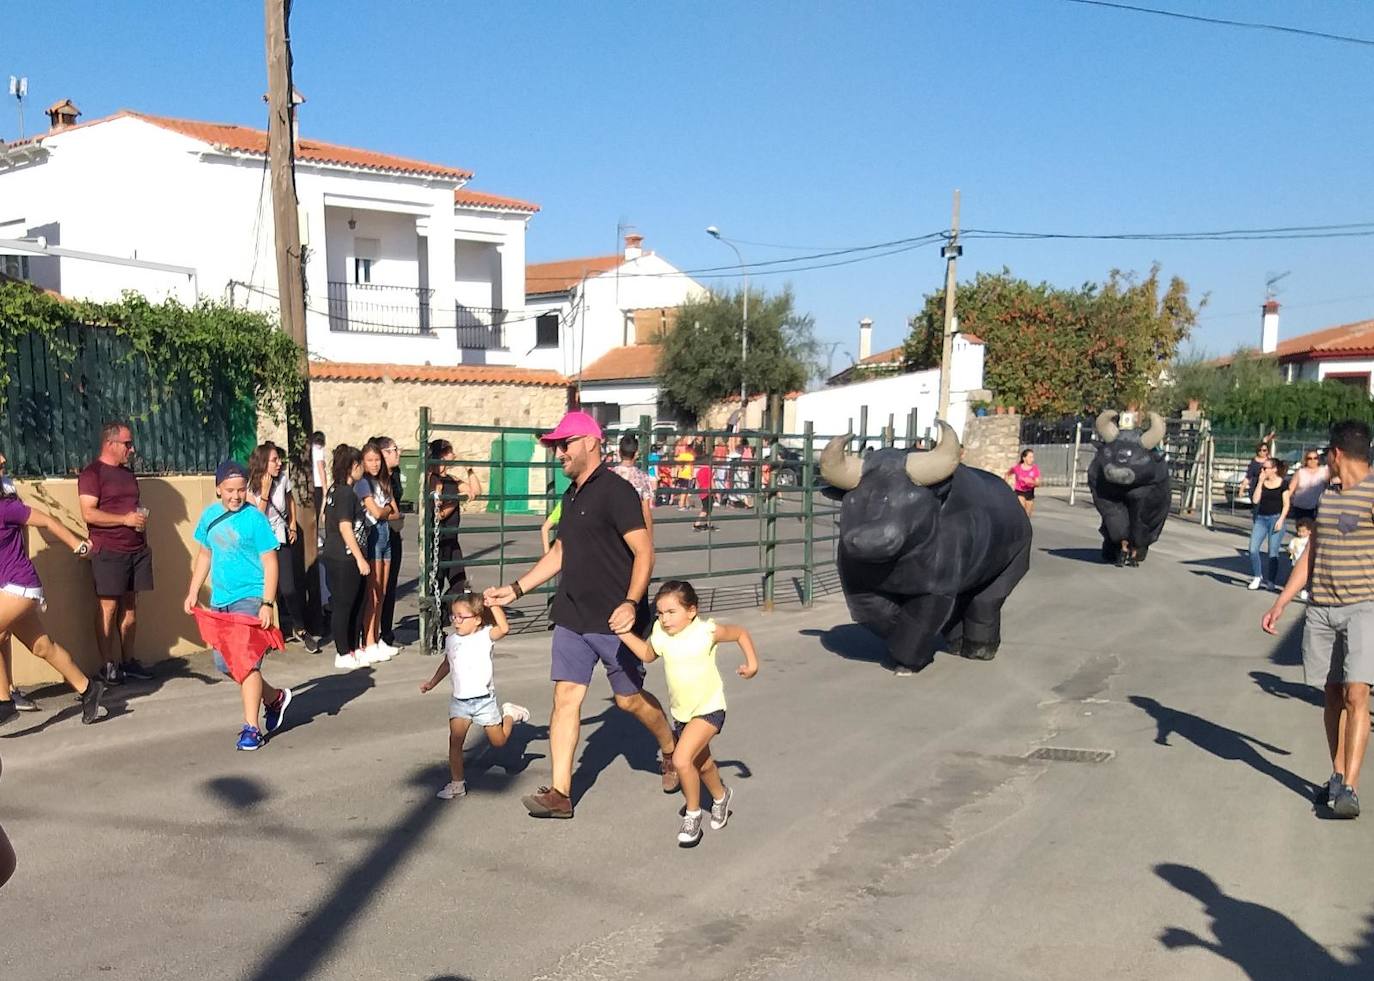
[656,287,819,420]
[902,265,1202,416]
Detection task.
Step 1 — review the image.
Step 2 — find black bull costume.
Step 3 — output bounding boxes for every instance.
[821,422,1033,672]
[1086,410,1170,566]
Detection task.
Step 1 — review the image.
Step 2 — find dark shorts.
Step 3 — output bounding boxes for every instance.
[550,626,645,696]
[672,709,725,738]
[1290,506,1317,522]
[91,545,154,597]
[1016,488,1035,500]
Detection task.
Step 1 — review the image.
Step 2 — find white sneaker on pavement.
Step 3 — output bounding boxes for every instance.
[436,780,466,800]
[1247,576,1262,591]
[334,652,361,670]
[502,702,531,724]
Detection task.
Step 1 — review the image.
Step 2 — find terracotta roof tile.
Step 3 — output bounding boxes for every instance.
[11,109,472,180]
[1213,317,1374,365]
[526,255,622,295]
[309,361,567,387]
[859,345,904,366]
[454,189,540,213]
[576,345,661,382]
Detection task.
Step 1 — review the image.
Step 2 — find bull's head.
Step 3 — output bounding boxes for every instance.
[820,420,961,563]
[1094,410,1165,486]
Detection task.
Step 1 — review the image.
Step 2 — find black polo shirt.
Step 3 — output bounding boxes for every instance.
[552,464,648,634]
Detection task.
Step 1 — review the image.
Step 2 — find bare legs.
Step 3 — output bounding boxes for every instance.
[1325,682,1371,790]
[362,557,390,649]
[95,592,136,669]
[672,718,725,812]
[547,681,675,797]
[447,712,517,784]
[0,596,91,697]
[238,671,281,730]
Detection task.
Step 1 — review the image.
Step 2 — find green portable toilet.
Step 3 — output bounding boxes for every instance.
[487,434,539,514]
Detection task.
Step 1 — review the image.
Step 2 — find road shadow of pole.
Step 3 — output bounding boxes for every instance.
[1127,695,1318,803]
[1155,862,1371,979]
[245,762,476,981]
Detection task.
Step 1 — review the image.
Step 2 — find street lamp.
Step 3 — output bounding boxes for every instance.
[706,225,749,421]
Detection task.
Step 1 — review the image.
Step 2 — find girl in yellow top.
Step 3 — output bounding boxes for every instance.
[616,579,759,847]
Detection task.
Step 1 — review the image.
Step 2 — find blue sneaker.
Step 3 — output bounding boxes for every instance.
[236,724,264,751]
[264,687,293,735]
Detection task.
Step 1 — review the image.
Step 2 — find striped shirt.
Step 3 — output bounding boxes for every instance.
[1310,471,1374,606]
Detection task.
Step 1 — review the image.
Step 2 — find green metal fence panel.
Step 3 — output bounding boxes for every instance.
[1,322,245,476]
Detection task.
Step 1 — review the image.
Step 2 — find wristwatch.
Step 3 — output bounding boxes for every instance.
[260,600,275,608]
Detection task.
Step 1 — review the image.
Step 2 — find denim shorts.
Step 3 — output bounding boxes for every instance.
[449,692,502,726]
[211,597,267,677]
[672,709,726,738]
[367,521,393,562]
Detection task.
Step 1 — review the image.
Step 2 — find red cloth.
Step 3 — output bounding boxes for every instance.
[192,607,284,684]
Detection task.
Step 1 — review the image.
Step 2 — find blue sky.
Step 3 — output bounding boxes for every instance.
[5,1,1372,371]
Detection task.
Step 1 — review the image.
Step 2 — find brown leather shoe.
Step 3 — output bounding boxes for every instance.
[522,786,574,819]
[660,756,680,794]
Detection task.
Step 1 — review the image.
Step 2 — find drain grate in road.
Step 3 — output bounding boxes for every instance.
[1025,747,1115,764]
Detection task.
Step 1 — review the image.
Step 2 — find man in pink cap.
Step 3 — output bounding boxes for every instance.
[485,410,678,818]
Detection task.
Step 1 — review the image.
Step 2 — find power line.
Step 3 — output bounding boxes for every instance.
[963,222,1374,242]
[1056,0,1374,48]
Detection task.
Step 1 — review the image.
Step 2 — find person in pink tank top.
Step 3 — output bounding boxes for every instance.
[1007,449,1041,517]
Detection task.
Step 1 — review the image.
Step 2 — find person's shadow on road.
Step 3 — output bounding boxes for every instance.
[1156,862,1370,979]
[570,701,664,806]
[269,668,377,738]
[1128,695,1318,803]
[1249,670,1324,708]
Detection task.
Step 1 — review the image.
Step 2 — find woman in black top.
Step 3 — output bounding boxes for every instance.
[322,445,371,667]
[1248,458,1290,591]
[426,439,470,602]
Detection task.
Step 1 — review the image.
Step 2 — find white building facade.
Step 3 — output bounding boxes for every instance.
[0,105,539,367]
[524,234,707,378]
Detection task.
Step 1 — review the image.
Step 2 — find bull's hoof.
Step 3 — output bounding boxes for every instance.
[960,640,999,661]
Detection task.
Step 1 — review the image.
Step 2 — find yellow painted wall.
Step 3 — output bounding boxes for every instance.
[8,476,317,686]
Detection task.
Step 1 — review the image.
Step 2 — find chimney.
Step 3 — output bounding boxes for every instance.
[624,233,644,260]
[858,317,873,362]
[1261,298,1279,354]
[45,99,81,132]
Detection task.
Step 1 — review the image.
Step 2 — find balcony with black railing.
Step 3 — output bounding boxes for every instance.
[327,281,434,335]
[455,304,507,350]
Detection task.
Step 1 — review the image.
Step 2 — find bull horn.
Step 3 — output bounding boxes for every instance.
[819,434,863,491]
[1139,411,1166,450]
[905,420,961,486]
[1095,410,1120,444]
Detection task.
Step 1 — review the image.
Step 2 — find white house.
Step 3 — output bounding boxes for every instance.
[0,99,540,367]
[524,235,708,418]
[1247,299,1374,394]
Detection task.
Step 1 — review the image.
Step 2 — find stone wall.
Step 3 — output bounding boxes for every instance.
[961,413,1022,477]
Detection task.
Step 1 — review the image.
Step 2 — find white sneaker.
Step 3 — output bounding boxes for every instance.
[436,780,466,800]
[502,702,531,724]
[1247,576,1262,591]
[377,641,399,658]
[334,652,361,670]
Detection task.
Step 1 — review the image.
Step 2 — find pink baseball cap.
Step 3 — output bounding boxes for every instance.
[541,410,603,444]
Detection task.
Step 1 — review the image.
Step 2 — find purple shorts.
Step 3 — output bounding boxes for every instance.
[550,626,646,696]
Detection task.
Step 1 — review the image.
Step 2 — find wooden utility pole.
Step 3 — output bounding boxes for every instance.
[936,189,962,424]
[264,0,313,467]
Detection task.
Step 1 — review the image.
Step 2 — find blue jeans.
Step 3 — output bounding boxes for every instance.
[210,597,268,676]
[1250,513,1283,581]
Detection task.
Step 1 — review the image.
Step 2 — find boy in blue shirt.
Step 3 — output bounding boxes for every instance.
[184,461,293,750]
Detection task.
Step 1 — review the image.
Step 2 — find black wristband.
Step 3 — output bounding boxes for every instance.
[260,600,275,608]
[511,581,525,599]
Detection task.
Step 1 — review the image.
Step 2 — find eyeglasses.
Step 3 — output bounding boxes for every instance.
[115,440,134,448]
[1306,455,1320,461]
[551,435,590,452]
[451,612,479,622]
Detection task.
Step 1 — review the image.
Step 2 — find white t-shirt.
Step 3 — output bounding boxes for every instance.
[311,445,327,490]
[248,475,292,544]
[445,625,495,699]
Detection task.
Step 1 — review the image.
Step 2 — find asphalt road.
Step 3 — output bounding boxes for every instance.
[2,498,1371,980]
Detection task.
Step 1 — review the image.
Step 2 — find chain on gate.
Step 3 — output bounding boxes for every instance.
[426,482,444,655]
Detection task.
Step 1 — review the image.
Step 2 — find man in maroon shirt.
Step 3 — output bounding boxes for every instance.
[78,421,155,684]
